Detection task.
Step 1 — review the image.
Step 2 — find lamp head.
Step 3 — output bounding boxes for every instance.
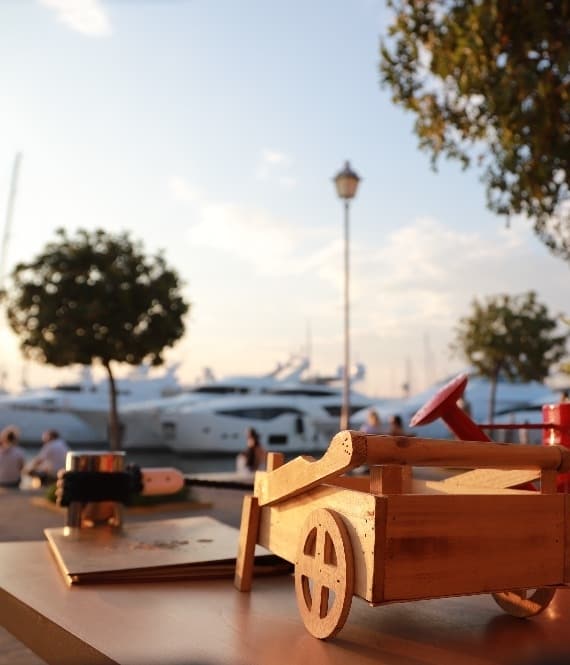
[333,161,360,200]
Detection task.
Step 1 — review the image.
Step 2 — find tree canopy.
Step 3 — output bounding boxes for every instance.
[380,0,570,259]
[4,228,189,449]
[452,291,567,420]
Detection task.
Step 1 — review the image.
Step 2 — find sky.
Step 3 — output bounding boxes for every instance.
[0,0,568,398]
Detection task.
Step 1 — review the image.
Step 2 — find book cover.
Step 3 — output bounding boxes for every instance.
[45,515,291,585]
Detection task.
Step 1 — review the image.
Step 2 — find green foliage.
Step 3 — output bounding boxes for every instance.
[4,228,190,449]
[380,1,570,258]
[453,291,567,418]
[5,228,188,367]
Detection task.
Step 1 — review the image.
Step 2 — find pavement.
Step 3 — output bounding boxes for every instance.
[0,483,247,665]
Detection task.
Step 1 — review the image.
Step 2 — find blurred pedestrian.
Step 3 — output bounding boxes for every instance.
[0,426,25,488]
[25,429,69,485]
[360,409,382,435]
[236,427,267,474]
[388,414,406,436]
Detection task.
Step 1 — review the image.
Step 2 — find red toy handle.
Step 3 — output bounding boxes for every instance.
[409,373,491,442]
[410,373,537,491]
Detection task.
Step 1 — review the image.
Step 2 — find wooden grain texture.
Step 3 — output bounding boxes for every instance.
[266,452,285,472]
[413,479,536,495]
[369,466,412,495]
[365,435,565,470]
[381,494,565,602]
[0,586,118,665]
[541,469,558,494]
[257,484,379,600]
[256,431,367,506]
[325,475,370,492]
[294,508,354,639]
[565,494,570,585]
[6,542,570,663]
[234,495,260,591]
[439,468,540,490]
[372,492,387,603]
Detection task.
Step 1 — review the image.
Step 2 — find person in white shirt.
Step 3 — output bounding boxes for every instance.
[26,429,69,485]
[0,426,26,488]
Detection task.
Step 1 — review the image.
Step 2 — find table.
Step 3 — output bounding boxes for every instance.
[2,541,570,665]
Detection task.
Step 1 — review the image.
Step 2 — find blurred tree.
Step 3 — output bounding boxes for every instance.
[380,1,570,258]
[4,228,189,450]
[452,291,567,421]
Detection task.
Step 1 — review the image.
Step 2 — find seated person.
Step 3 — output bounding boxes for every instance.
[0,426,26,488]
[25,429,69,485]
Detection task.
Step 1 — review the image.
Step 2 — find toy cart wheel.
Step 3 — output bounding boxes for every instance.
[294,508,354,639]
[492,588,556,618]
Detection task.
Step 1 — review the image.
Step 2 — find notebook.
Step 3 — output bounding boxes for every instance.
[45,515,291,586]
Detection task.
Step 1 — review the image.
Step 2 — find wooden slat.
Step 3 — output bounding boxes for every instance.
[234,495,260,591]
[413,479,536,495]
[372,493,387,603]
[565,494,570,585]
[369,466,412,495]
[325,475,370,492]
[257,484,379,601]
[365,435,565,470]
[541,470,558,494]
[382,494,565,602]
[266,453,285,472]
[439,468,540,490]
[257,432,570,508]
[256,431,367,506]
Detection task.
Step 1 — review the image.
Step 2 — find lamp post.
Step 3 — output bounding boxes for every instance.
[333,160,361,431]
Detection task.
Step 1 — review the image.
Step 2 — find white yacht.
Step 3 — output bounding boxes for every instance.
[352,372,560,441]
[159,388,374,454]
[0,364,183,445]
[116,356,313,449]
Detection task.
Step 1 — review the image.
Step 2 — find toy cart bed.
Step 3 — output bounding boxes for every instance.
[235,431,570,639]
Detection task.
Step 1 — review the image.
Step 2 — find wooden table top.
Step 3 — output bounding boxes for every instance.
[2,540,570,665]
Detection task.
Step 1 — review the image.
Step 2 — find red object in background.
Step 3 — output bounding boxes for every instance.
[410,373,535,491]
[542,403,570,491]
[410,373,491,442]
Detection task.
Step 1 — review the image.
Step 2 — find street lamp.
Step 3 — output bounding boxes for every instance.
[333,160,361,431]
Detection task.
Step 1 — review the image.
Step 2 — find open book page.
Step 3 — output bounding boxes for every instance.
[45,515,291,585]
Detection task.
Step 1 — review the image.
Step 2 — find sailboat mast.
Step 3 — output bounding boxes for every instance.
[0,152,22,291]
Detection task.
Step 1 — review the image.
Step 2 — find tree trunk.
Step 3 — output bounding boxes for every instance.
[488,367,500,424]
[104,361,121,451]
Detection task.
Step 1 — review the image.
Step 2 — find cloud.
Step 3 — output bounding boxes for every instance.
[351,216,565,342]
[255,148,297,187]
[262,149,290,166]
[170,176,329,275]
[171,176,568,346]
[169,176,200,204]
[38,0,112,37]
[187,201,321,275]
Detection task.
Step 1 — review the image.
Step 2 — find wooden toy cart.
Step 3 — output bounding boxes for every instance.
[235,431,570,639]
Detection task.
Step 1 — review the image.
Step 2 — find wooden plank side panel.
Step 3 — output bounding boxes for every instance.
[383,494,565,602]
[372,494,387,603]
[234,495,260,592]
[257,485,379,601]
[565,494,570,584]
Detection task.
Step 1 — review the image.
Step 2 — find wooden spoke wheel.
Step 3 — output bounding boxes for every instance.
[492,588,556,618]
[294,508,354,639]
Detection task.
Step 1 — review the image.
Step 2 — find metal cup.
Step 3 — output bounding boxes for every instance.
[65,451,125,529]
